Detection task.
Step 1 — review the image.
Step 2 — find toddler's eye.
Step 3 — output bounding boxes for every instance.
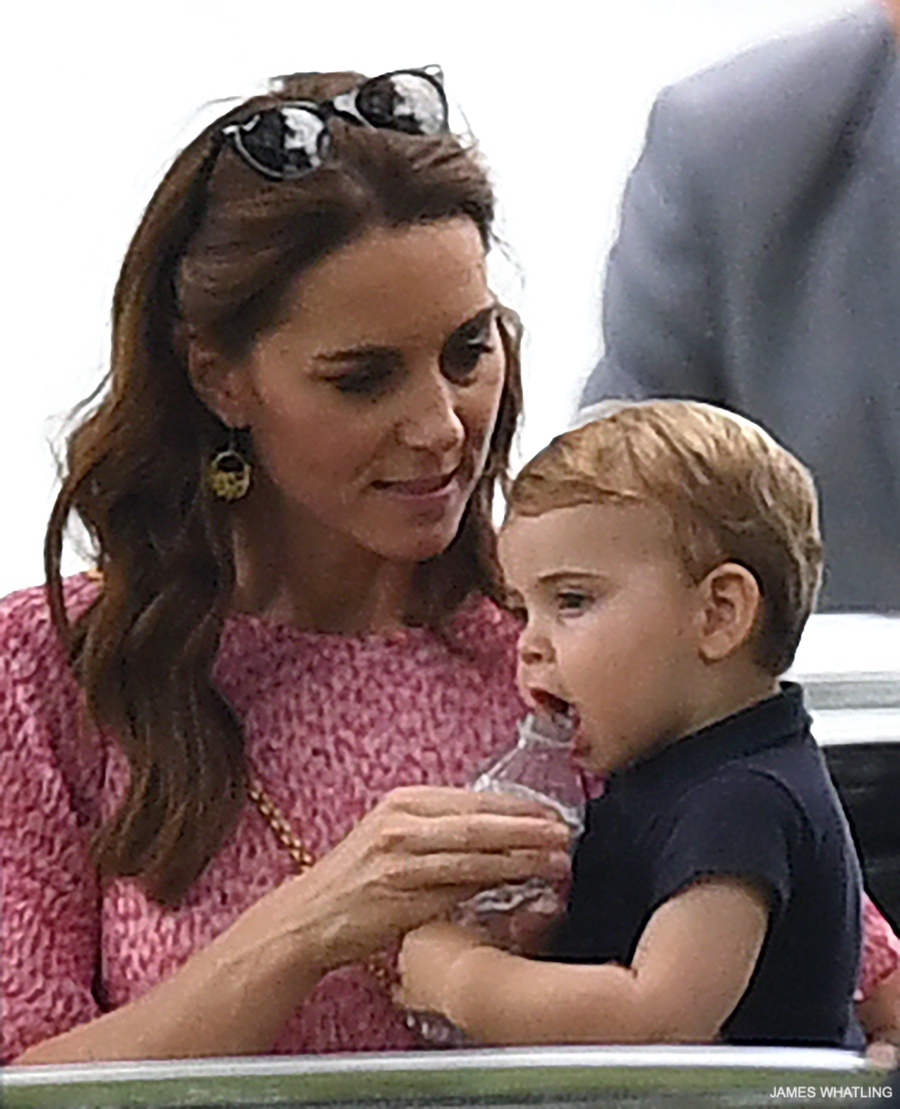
[556,590,591,613]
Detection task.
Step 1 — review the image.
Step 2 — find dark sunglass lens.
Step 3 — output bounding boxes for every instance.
[233,105,329,179]
[356,73,447,135]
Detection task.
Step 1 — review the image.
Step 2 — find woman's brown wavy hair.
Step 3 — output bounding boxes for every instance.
[44,72,523,906]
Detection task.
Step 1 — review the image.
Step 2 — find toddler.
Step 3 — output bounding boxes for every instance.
[399,400,863,1047]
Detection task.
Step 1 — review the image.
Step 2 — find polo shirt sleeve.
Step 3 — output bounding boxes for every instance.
[649,770,807,921]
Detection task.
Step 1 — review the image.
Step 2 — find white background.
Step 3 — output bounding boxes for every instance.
[3,0,866,600]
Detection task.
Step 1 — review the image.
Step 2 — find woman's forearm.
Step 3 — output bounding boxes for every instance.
[12,786,569,1064]
[13,882,326,1065]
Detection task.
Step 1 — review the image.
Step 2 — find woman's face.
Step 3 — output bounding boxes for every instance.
[208,217,507,565]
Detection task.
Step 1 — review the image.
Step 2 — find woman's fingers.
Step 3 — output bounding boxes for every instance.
[374,811,571,856]
[358,787,573,900]
[381,848,572,892]
[378,785,562,822]
[293,785,573,967]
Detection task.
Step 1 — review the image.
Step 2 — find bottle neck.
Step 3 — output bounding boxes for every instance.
[517,734,572,749]
[518,713,574,749]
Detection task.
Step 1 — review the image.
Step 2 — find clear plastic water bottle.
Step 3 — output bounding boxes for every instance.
[405,710,586,1047]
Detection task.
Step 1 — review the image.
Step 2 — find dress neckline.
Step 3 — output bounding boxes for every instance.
[222,608,419,646]
[222,591,496,646]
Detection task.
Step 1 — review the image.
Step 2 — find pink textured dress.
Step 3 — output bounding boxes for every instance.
[0,576,527,1062]
[1,576,898,1062]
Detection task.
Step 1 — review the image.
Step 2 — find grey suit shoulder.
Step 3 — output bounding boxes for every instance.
[582,6,900,611]
[664,8,893,137]
[649,8,895,225]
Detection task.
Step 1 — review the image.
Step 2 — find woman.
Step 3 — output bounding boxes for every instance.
[2,68,898,1065]
[0,68,570,1064]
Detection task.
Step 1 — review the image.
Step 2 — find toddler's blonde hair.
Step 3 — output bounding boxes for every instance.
[506,400,822,674]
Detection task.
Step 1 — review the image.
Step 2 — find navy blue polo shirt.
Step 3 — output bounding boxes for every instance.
[548,683,863,1047]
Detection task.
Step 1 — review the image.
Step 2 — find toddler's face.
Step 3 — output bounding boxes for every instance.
[499,502,709,775]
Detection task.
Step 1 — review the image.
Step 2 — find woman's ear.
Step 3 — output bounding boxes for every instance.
[696,562,762,664]
[186,332,253,428]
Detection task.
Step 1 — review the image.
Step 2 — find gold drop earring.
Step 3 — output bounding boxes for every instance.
[207,428,252,502]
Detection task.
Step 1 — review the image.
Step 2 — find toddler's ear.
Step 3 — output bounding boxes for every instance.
[696,563,762,663]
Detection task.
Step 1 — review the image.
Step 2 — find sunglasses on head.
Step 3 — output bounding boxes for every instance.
[222,66,449,181]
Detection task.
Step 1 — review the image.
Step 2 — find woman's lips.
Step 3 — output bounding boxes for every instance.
[371,469,460,501]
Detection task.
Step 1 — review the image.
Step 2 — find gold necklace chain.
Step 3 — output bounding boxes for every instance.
[247,774,397,993]
[247,776,316,871]
[78,574,396,994]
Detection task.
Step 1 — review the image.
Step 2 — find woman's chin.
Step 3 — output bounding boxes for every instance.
[369,515,468,564]
[400,529,462,564]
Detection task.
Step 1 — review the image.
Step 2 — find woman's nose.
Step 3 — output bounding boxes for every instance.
[396,370,465,456]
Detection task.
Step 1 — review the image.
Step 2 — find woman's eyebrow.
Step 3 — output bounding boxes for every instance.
[313,306,499,365]
[312,346,399,366]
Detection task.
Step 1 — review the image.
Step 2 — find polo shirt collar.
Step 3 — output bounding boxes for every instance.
[607,681,811,790]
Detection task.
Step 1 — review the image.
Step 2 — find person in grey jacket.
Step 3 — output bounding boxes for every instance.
[581,2,900,613]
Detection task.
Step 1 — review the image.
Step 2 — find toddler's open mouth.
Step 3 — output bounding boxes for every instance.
[530,689,580,729]
[528,689,593,765]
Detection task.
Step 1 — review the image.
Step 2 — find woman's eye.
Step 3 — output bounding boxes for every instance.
[442,336,495,381]
[331,365,393,396]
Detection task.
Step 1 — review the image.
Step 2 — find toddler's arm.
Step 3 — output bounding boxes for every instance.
[398,876,767,1044]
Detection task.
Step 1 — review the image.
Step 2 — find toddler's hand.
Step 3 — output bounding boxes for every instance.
[866,1040,900,1070]
[396,921,484,1015]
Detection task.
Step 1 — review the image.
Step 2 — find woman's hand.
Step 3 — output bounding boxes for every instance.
[265,785,572,973]
[15,786,566,1067]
